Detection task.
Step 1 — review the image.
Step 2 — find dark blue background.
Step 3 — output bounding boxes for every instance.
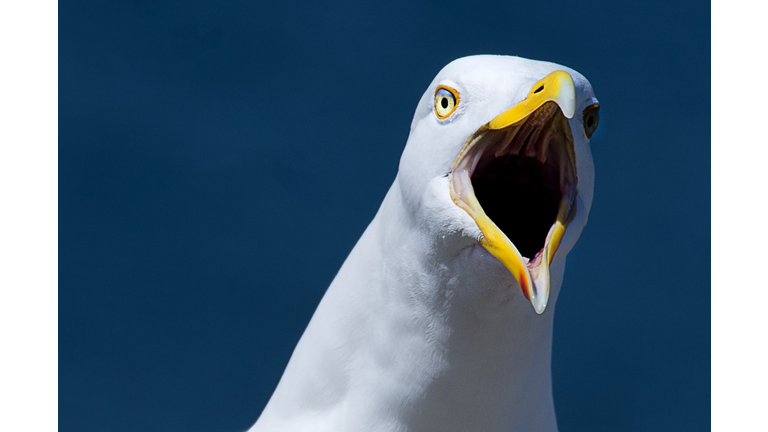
[60,1,710,431]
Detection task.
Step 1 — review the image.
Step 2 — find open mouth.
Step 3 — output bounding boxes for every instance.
[472,101,576,261]
[449,100,577,313]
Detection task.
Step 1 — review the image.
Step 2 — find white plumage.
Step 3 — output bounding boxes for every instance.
[250,55,599,432]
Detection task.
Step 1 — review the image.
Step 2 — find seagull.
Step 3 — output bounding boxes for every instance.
[250,55,600,432]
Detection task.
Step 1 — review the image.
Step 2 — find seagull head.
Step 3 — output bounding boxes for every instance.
[398,55,600,314]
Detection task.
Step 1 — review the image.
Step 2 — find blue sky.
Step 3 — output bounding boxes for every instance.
[60,1,710,430]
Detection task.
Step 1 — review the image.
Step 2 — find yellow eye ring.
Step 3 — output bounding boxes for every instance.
[434,85,459,119]
[583,104,600,139]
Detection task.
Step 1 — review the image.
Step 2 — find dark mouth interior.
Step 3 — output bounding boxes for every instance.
[470,103,568,259]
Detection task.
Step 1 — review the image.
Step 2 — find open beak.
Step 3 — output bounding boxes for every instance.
[449,71,577,314]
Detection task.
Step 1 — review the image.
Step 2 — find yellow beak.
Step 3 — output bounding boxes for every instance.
[489,70,576,129]
[450,70,577,314]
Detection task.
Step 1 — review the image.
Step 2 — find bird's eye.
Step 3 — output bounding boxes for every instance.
[434,86,459,119]
[582,104,600,139]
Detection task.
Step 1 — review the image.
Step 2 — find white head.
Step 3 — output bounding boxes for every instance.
[397,55,600,314]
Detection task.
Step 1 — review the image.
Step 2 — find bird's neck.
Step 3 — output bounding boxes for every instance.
[370,180,561,431]
[253,179,562,432]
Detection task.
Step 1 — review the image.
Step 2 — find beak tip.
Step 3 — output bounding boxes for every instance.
[555,70,577,119]
[528,272,551,315]
[560,86,576,120]
[531,295,548,314]
[562,105,575,119]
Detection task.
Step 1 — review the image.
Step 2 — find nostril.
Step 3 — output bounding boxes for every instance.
[534,86,544,94]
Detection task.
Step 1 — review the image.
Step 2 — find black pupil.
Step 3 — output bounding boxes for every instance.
[441,97,449,109]
[587,116,594,127]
